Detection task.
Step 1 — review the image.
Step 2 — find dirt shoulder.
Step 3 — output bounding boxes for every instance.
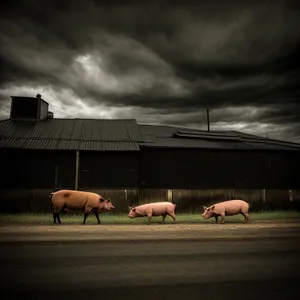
[0,221,299,242]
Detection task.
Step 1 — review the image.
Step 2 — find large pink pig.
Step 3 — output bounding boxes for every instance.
[202,199,251,224]
[128,202,177,224]
[50,190,115,224]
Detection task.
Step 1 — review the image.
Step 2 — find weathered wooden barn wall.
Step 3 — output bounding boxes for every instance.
[86,189,138,213]
[0,148,75,213]
[0,149,75,189]
[0,149,140,213]
[171,189,300,212]
[139,148,299,189]
[0,188,137,213]
[171,189,263,212]
[0,189,54,213]
[0,188,299,213]
[137,189,168,204]
[79,151,139,189]
[1,146,299,213]
[72,188,300,212]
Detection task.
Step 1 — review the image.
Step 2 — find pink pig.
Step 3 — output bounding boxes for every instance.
[128,202,177,225]
[202,199,251,224]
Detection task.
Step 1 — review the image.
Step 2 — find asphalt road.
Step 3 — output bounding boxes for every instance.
[1,235,300,300]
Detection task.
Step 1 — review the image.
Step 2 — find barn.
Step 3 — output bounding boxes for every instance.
[1,95,300,213]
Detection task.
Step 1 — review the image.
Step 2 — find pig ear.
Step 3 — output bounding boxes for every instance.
[211,205,215,210]
[107,198,111,202]
[99,197,105,203]
[133,208,136,211]
[203,206,207,211]
[128,206,133,210]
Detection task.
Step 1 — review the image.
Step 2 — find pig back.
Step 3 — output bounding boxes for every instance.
[137,202,175,216]
[215,199,248,215]
[54,190,95,209]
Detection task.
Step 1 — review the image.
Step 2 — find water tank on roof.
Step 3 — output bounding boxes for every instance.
[10,94,49,120]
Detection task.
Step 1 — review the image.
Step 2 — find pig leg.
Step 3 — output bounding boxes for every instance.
[93,211,101,224]
[161,213,167,223]
[240,212,249,223]
[83,207,93,224]
[53,209,62,224]
[214,215,219,223]
[52,212,61,224]
[146,212,153,225]
[83,213,89,224]
[146,208,153,225]
[53,213,57,224]
[220,212,225,224]
[56,212,61,224]
[168,212,176,222]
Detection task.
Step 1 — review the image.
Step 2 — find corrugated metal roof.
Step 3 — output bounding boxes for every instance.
[138,125,300,151]
[1,119,299,151]
[0,137,140,151]
[140,138,300,151]
[0,119,143,141]
[0,119,142,151]
[139,137,249,149]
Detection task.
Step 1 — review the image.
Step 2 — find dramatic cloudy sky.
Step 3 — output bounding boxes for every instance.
[0,0,299,142]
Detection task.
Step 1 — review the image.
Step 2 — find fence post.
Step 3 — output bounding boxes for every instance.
[262,189,267,209]
[167,189,173,202]
[55,165,58,188]
[289,190,293,202]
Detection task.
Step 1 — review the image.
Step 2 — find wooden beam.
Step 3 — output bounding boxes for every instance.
[75,150,80,190]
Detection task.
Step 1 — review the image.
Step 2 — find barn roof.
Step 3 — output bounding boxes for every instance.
[138,124,300,151]
[0,118,299,151]
[0,119,142,151]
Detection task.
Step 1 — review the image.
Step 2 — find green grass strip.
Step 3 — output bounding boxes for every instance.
[0,211,299,225]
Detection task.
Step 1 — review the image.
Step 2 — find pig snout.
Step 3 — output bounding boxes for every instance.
[201,208,212,219]
[99,199,115,211]
[128,212,134,218]
[105,198,115,210]
[128,207,138,218]
[202,212,210,219]
[107,203,115,210]
[128,211,136,218]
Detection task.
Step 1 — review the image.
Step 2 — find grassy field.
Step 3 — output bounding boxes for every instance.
[0,211,299,225]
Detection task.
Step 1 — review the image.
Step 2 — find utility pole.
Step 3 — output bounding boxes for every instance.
[206,108,210,132]
[75,150,80,190]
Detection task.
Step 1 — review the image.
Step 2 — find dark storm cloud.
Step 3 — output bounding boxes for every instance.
[0,0,299,142]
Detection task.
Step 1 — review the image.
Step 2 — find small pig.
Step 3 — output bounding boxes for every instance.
[128,202,177,225]
[202,199,251,224]
[50,189,115,224]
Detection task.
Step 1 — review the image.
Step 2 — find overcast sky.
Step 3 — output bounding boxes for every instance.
[0,0,299,142]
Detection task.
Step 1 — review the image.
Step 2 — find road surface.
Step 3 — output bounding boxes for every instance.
[1,223,300,300]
